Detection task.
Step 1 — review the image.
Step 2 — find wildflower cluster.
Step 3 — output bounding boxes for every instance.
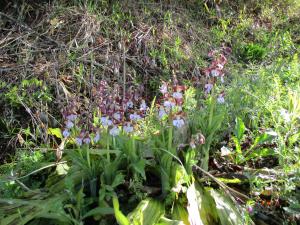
[93,80,147,136]
[61,81,148,146]
[61,97,96,145]
[203,45,231,103]
[60,46,231,145]
[61,97,79,139]
[158,81,187,128]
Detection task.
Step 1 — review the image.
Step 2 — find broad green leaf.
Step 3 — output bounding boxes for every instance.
[48,128,63,139]
[113,195,130,225]
[35,213,72,223]
[245,148,274,161]
[186,183,219,225]
[209,189,245,225]
[131,159,146,179]
[234,117,245,141]
[111,173,125,188]
[56,163,69,175]
[172,203,189,225]
[252,132,275,148]
[160,154,173,194]
[0,195,70,225]
[232,137,242,157]
[171,164,188,191]
[83,207,114,218]
[184,149,197,175]
[127,198,165,225]
[156,216,185,225]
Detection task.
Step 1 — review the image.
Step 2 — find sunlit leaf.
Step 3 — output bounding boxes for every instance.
[186,183,219,225]
[48,128,63,139]
[156,216,185,225]
[209,189,244,225]
[245,148,274,161]
[111,173,125,188]
[252,132,275,147]
[56,163,69,175]
[83,206,114,219]
[131,159,146,179]
[127,198,165,225]
[172,203,190,225]
[113,195,130,225]
[234,117,245,141]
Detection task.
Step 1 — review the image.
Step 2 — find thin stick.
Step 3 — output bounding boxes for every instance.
[10,161,67,180]
[193,165,250,201]
[122,39,126,100]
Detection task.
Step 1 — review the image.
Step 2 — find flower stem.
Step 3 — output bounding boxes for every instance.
[168,125,173,153]
[86,146,91,169]
[106,131,110,162]
[131,136,137,160]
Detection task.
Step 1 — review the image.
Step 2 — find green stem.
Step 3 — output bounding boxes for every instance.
[86,146,91,169]
[131,137,136,160]
[113,137,116,150]
[200,145,209,171]
[168,125,173,154]
[106,132,110,162]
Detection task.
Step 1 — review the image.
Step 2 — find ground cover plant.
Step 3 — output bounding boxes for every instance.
[0,0,300,224]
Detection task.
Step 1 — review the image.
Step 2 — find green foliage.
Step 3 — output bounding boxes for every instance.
[226,117,277,164]
[186,182,248,225]
[238,43,267,62]
[127,198,164,225]
[3,78,52,108]
[0,150,51,198]
[191,96,225,171]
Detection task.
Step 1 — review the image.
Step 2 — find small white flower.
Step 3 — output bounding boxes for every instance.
[123,123,134,133]
[172,91,183,99]
[129,112,141,121]
[113,112,121,121]
[94,132,100,142]
[75,137,83,146]
[204,83,213,94]
[140,100,147,111]
[172,116,185,128]
[66,120,74,129]
[126,100,134,109]
[83,137,91,144]
[66,114,77,121]
[101,116,113,126]
[280,109,291,123]
[160,83,168,94]
[163,100,175,110]
[211,69,220,77]
[158,107,167,119]
[217,95,225,104]
[221,146,232,156]
[63,129,70,138]
[217,63,224,70]
[220,76,224,83]
[109,126,120,136]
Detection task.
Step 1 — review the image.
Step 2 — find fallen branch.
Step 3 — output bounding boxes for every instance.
[193,165,250,202]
